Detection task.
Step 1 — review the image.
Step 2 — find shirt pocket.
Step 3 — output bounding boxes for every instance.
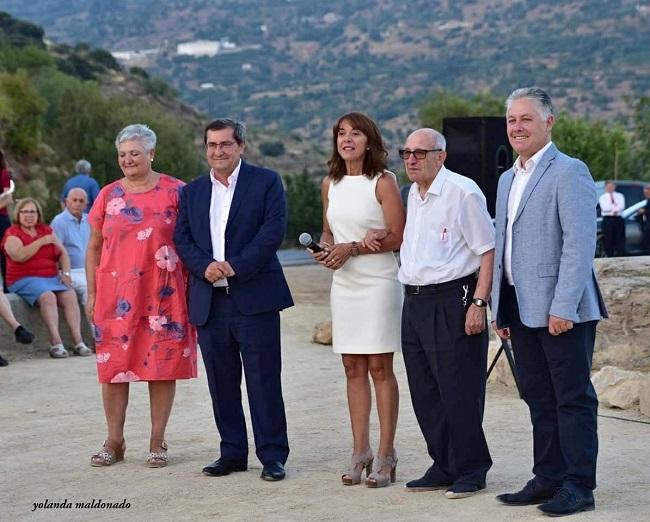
[425,225,454,261]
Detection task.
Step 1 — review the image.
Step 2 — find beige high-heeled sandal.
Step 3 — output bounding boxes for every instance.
[341,448,374,485]
[366,449,397,488]
[147,441,168,468]
[90,439,125,467]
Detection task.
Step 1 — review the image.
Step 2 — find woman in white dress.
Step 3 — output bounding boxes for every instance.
[311,112,405,487]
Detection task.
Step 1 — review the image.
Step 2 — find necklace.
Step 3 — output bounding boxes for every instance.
[123,172,158,193]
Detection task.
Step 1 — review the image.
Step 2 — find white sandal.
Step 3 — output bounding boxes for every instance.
[49,344,69,358]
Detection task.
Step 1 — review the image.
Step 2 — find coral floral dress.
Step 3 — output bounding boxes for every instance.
[89,174,197,384]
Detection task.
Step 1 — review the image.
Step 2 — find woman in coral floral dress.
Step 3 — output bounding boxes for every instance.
[86,124,197,468]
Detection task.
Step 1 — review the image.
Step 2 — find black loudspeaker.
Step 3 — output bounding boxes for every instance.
[442,117,512,218]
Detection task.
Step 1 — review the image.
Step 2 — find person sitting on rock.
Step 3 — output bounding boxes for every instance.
[0,291,34,366]
[1,197,90,359]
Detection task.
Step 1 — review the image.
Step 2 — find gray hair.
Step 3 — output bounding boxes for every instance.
[115,124,157,152]
[408,128,447,151]
[505,87,554,120]
[75,159,92,173]
[204,118,246,145]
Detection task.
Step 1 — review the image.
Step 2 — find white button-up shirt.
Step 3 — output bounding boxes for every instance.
[398,166,495,285]
[504,141,553,285]
[209,159,241,287]
[598,191,625,216]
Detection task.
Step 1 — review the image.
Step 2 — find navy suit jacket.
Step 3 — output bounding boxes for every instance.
[173,161,294,326]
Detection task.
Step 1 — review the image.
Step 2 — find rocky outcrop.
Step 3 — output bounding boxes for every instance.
[594,257,650,372]
[312,320,332,345]
[591,366,646,409]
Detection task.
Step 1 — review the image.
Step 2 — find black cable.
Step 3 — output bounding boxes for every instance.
[597,413,650,425]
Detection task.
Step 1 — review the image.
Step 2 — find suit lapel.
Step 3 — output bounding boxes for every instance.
[195,175,213,252]
[226,161,253,233]
[513,144,558,223]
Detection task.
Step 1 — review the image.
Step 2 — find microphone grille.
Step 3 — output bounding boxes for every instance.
[298,232,312,246]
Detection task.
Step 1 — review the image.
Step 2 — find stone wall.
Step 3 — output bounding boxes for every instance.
[1,293,94,360]
[593,256,650,371]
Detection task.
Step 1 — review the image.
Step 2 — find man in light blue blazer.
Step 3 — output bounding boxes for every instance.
[491,87,607,517]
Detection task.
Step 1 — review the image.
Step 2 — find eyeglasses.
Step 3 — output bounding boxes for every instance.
[19,210,38,214]
[206,141,237,151]
[398,148,442,160]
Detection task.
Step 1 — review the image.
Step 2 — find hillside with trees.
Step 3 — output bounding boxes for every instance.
[2,0,648,145]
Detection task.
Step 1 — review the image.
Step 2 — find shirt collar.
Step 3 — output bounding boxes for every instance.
[210,159,242,187]
[513,140,553,175]
[63,207,87,223]
[427,165,450,196]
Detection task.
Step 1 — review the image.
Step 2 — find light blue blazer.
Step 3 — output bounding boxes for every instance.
[491,143,608,328]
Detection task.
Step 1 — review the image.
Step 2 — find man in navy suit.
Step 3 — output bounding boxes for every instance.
[491,88,607,516]
[174,118,293,481]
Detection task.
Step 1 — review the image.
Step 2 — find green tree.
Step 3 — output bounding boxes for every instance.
[553,114,633,181]
[419,90,503,130]
[284,169,322,246]
[0,70,46,154]
[631,96,650,180]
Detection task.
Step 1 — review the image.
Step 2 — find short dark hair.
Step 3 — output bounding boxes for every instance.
[327,112,388,183]
[204,118,246,145]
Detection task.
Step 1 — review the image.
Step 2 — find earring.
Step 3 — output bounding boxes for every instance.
[150,158,154,163]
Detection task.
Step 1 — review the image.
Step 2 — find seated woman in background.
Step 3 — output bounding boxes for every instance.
[1,197,90,358]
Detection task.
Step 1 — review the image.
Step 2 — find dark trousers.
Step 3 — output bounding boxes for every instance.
[643,226,650,255]
[402,280,492,487]
[500,284,598,492]
[0,214,10,293]
[197,289,289,465]
[602,215,625,257]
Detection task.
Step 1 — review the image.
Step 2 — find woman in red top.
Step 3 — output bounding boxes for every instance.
[2,198,90,358]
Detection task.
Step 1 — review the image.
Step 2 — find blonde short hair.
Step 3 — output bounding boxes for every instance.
[13,197,44,225]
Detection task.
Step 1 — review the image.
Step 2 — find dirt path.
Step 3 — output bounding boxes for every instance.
[1,265,648,521]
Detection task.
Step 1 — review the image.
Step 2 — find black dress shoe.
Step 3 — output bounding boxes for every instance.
[261,461,285,481]
[538,487,595,516]
[497,478,558,506]
[202,458,247,476]
[14,325,34,344]
[0,353,8,367]
[405,467,453,492]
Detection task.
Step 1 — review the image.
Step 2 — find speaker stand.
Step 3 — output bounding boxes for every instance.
[487,338,522,398]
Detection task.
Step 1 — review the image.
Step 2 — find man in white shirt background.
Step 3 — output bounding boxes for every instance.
[397,128,495,499]
[598,181,626,257]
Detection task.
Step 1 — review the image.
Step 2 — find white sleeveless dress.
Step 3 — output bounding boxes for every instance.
[327,173,402,354]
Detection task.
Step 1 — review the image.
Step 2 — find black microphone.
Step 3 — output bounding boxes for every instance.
[298,232,324,253]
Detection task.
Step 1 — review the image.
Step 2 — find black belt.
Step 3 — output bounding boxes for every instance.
[404,273,477,295]
[212,286,230,294]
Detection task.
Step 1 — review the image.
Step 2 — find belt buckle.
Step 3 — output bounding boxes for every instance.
[225,287,230,295]
[412,285,420,295]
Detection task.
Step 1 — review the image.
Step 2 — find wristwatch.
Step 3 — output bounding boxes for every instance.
[350,241,360,257]
[472,297,488,308]
[61,271,71,277]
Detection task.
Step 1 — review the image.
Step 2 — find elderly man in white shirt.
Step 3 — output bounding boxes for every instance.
[398,128,495,498]
[598,181,626,256]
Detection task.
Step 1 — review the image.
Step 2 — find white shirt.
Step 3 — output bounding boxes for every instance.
[504,141,553,285]
[398,166,495,285]
[209,159,241,287]
[598,191,625,216]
